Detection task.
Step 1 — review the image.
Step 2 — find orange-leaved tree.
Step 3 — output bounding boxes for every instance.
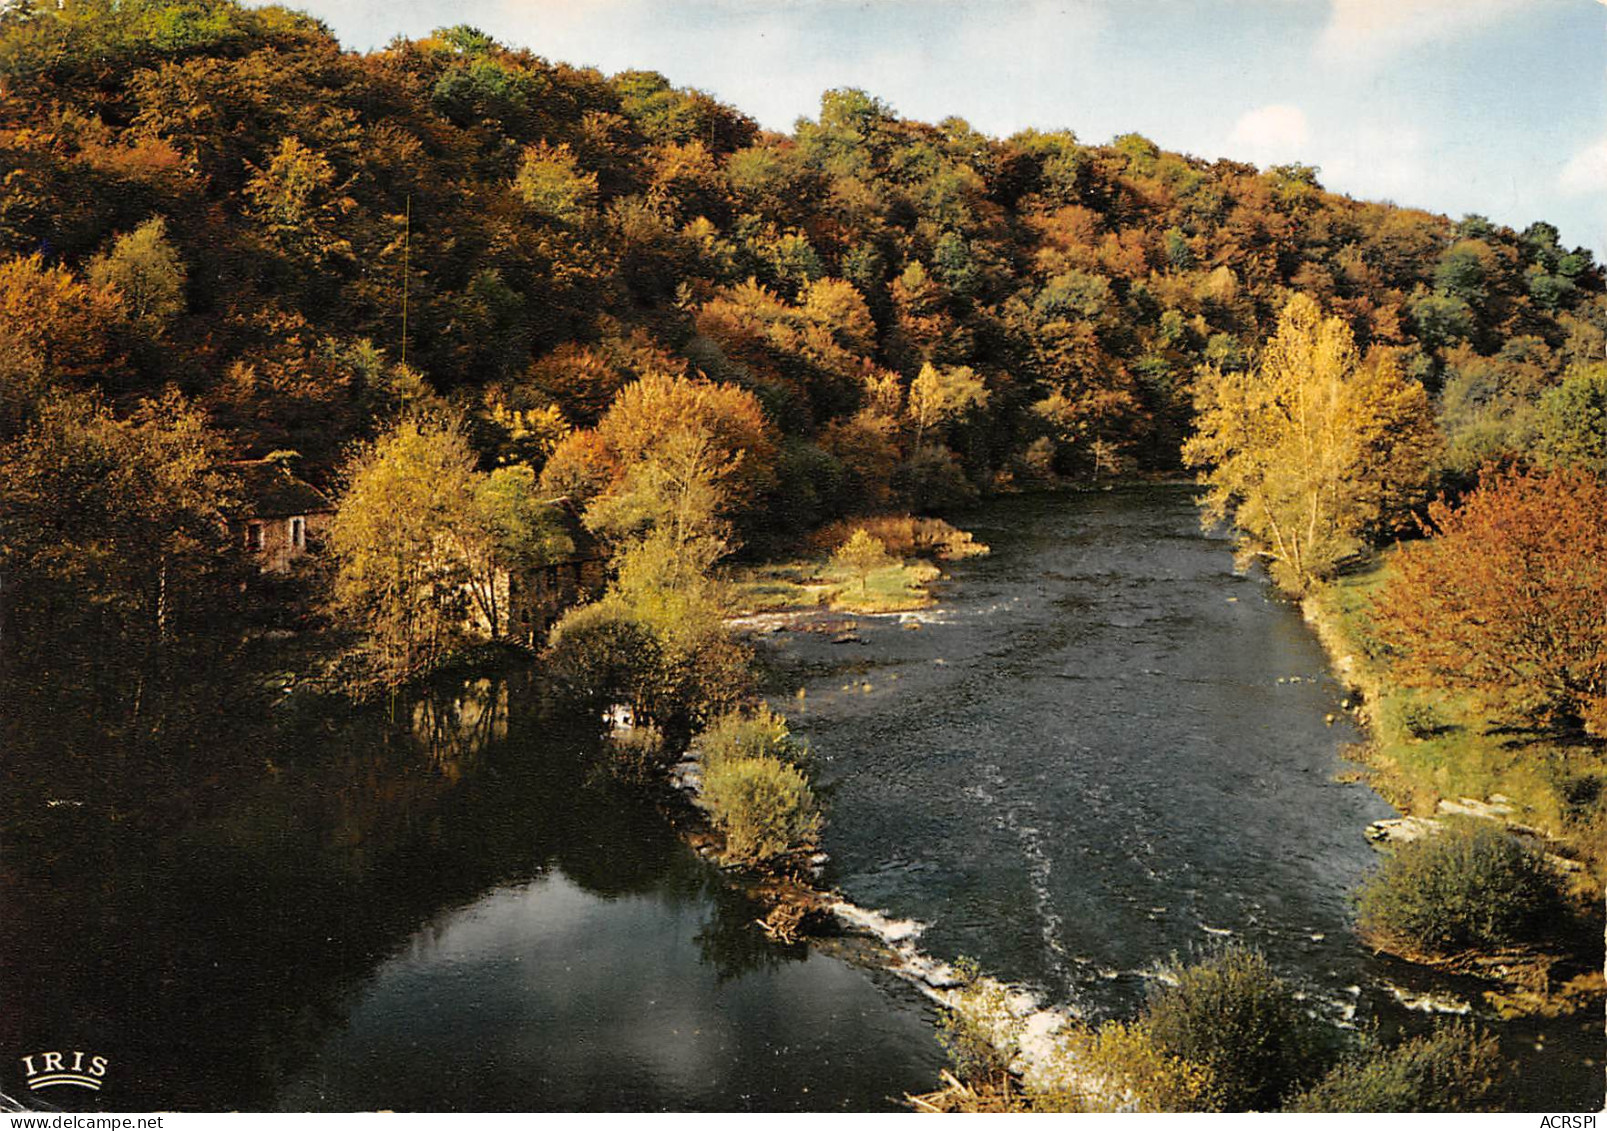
[540,370,777,552]
[1374,468,1607,735]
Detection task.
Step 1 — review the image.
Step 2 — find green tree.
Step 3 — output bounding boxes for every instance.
[328,415,479,682]
[86,216,187,332]
[513,141,598,224]
[831,527,896,594]
[242,136,354,264]
[908,361,988,446]
[0,390,238,724]
[1184,294,1437,592]
[545,371,777,555]
[455,464,573,638]
[1535,363,1607,473]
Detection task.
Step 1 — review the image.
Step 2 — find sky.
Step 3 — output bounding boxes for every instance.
[262,0,1607,258]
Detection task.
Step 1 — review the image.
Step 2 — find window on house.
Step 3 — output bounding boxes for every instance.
[247,523,265,551]
[290,517,305,548]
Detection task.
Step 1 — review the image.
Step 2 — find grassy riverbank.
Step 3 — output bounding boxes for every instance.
[729,558,942,614]
[728,515,988,616]
[1304,557,1607,893]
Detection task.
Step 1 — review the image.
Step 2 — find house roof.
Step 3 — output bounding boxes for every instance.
[228,460,334,518]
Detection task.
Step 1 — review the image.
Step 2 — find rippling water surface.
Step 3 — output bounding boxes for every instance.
[760,486,1601,1107]
[5,486,1598,1110]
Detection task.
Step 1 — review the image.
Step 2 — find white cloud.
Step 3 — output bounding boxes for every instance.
[1226,104,1309,166]
[1559,133,1607,196]
[1317,0,1529,65]
[1322,123,1426,205]
[490,0,1106,133]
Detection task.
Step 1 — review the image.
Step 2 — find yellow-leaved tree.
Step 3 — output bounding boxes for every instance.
[908,361,988,447]
[1183,294,1437,592]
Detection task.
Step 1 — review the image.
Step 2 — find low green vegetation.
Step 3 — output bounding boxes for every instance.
[924,948,1506,1113]
[1059,1019,1220,1112]
[732,555,940,614]
[730,514,985,614]
[935,957,1021,1090]
[1288,1023,1504,1112]
[699,704,804,770]
[832,528,897,595]
[697,707,820,867]
[1122,948,1334,1111]
[1356,819,1567,957]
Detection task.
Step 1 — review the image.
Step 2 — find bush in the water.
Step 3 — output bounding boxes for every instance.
[936,957,1021,1090]
[1139,948,1334,1111]
[701,754,820,866]
[546,597,753,743]
[546,601,662,713]
[930,948,1329,1113]
[700,705,805,772]
[1355,818,1565,956]
[1289,1022,1504,1112]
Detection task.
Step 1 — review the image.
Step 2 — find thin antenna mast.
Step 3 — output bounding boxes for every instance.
[401,194,411,367]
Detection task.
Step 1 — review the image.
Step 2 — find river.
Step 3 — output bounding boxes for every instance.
[2,486,1598,1110]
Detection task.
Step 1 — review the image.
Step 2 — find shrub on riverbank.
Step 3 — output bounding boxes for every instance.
[1289,1022,1504,1112]
[700,705,806,772]
[1062,1020,1221,1112]
[701,754,821,866]
[930,948,1331,1113]
[936,958,1021,1089]
[1355,819,1566,956]
[1139,948,1334,1110]
[546,596,754,744]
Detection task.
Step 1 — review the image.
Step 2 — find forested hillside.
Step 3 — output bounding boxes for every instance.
[5,0,1602,485]
[4,0,1605,714]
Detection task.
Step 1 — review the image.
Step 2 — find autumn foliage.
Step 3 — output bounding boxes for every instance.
[1186,294,1437,592]
[3,0,1605,729]
[1375,468,1607,734]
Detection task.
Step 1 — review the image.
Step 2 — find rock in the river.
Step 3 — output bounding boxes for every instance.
[1365,815,1442,846]
[1365,803,1583,873]
[1384,982,1472,1014]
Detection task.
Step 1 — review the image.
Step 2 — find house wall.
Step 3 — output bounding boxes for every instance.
[246,512,332,574]
[506,557,607,646]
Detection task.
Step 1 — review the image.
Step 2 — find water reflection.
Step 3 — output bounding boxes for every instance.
[410,678,509,771]
[1,670,941,1111]
[277,870,935,1112]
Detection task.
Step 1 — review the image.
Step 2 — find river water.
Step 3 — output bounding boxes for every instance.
[762,486,1601,1109]
[3,486,1598,1110]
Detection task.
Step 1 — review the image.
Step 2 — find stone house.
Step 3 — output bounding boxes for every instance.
[230,460,335,574]
[469,498,609,646]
